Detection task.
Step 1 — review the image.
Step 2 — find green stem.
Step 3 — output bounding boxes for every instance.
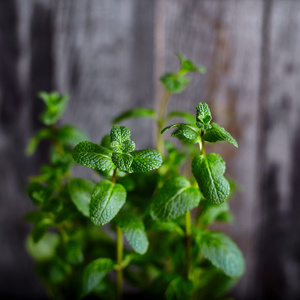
[185,211,192,279]
[200,132,205,155]
[116,225,123,300]
[157,90,171,155]
[112,168,117,184]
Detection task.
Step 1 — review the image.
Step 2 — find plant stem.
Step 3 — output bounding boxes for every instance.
[200,133,205,155]
[116,225,123,300]
[157,90,171,155]
[185,210,192,279]
[112,168,117,184]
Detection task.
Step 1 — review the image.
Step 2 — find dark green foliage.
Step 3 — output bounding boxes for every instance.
[73,141,115,171]
[195,230,245,278]
[80,258,115,298]
[203,123,238,148]
[68,178,95,217]
[25,56,243,300]
[162,123,199,144]
[114,212,149,254]
[150,176,201,221]
[90,180,127,226]
[192,153,230,204]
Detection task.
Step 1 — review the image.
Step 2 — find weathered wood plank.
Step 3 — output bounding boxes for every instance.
[0,0,155,297]
[256,1,300,299]
[160,1,263,299]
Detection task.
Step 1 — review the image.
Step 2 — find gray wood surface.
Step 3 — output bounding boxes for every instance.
[1,0,300,299]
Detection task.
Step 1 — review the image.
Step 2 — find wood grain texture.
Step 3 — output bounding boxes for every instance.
[256,1,300,299]
[0,0,154,297]
[1,0,300,299]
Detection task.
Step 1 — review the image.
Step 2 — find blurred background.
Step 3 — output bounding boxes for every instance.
[1,0,300,299]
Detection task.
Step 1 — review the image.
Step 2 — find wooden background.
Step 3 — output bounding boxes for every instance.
[1,0,300,299]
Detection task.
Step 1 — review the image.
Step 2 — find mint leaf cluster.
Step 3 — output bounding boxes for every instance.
[25,53,244,300]
[73,125,162,174]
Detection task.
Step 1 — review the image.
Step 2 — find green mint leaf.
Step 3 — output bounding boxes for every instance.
[26,128,53,156]
[32,219,51,243]
[38,92,68,125]
[114,212,149,254]
[150,221,184,236]
[196,102,212,126]
[113,108,156,124]
[58,241,84,265]
[73,141,115,171]
[121,140,135,153]
[110,125,135,155]
[68,178,95,217]
[90,180,126,226]
[24,211,46,223]
[100,134,111,149]
[165,276,193,300]
[199,201,230,227]
[161,123,199,144]
[195,230,245,278]
[111,153,133,172]
[196,122,212,131]
[110,125,131,144]
[43,258,69,284]
[42,198,62,213]
[203,123,238,148]
[192,153,230,204]
[160,74,190,94]
[128,149,162,173]
[26,232,59,261]
[80,258,114,298]
[56,125,88,147]
[176,52,206,74]
[26,182,52,205]
[150,176,201,221]
[166,111,196,124]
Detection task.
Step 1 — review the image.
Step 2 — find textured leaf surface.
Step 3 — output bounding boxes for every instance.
[90,180,126,226]
[150,176,200,221]
[114,212,149,254]
[73,141,115,171]
[113,108,156,124]
[192,153,230,204]
[110,125,131,143]
[164,123,199,144]
[57,125,88,146]
[196,231,245,278]
[68,178,95,217]
[111,152,133,172]
[196,102,212,125]
[203,123,238,148]
[160,74,189,94]
[81,258,114,298]
[128,149,162,173]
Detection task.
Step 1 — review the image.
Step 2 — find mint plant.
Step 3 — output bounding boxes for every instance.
[26,53,244,300]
